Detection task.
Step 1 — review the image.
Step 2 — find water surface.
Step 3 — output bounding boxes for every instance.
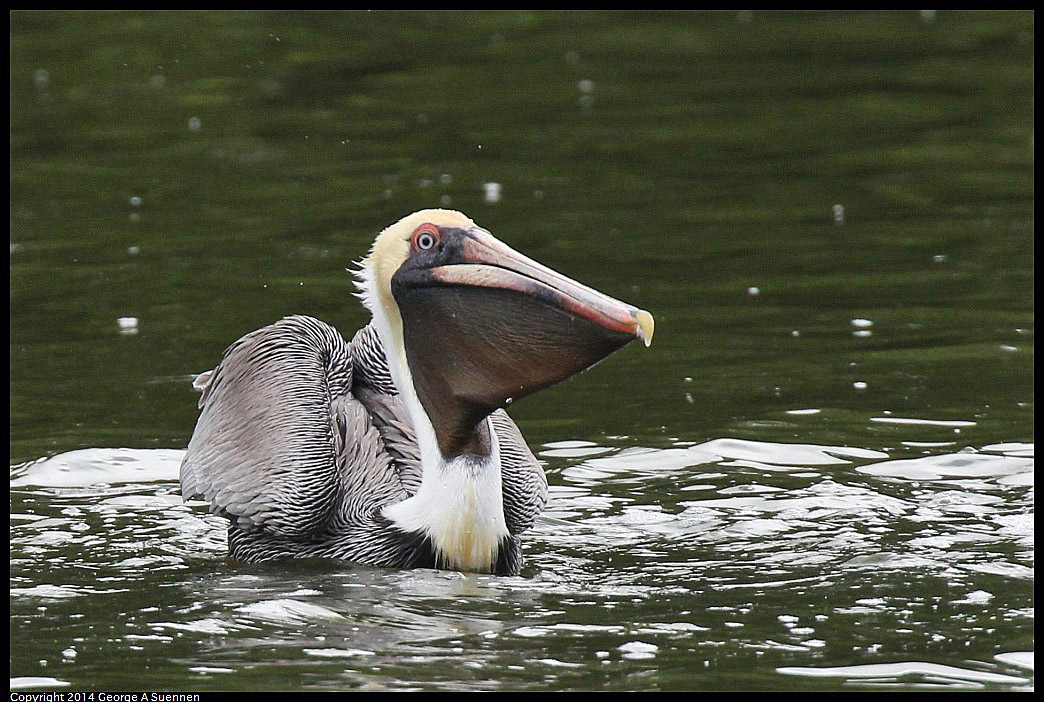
[10,10,1033,691]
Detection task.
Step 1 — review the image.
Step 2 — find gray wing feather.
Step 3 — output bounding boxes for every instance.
[349,324,397,394]
[491,409,548,536]
[349,325,423,494]
[351,386,423,496]
[181,315,355,537]
[328,394,410,527]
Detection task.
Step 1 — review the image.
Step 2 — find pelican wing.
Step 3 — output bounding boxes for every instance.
[491,410,548,535]
[181,315,385,537]
[349,325,423,495]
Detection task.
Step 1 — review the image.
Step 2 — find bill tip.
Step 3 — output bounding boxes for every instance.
[633,309,655,347]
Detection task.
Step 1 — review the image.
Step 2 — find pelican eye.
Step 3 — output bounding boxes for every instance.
[413,226,439,251]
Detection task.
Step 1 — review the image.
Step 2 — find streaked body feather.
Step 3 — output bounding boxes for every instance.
[180,315,547,575]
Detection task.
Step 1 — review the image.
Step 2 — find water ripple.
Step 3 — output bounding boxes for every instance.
[9,437,1034,690]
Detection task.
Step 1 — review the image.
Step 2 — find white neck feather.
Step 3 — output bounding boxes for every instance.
[383,439,509,573]
[355,261,510,573]
[354,261,442,471]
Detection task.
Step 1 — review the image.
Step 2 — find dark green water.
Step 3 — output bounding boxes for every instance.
[10,10,1033,691]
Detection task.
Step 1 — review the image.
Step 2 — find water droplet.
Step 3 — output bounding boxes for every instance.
[260,79,285,97]
[33,68,50,90]
[483,182,502,203]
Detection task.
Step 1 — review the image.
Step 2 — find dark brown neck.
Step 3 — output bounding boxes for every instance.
[408,368,494,458]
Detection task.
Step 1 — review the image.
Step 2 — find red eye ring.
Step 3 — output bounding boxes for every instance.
[413,224,440,251]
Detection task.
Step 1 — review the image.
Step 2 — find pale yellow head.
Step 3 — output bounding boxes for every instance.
[355,208,474,317]
[353,209,478,403]
[364,208,475,300]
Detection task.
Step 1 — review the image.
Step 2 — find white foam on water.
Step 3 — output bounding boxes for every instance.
[303,648,375,658]
[870,417,976,428]
[777,661,1028,685]
[235,599,345,624]
[856,452,1032,481]
[11,448,185,487]
[10,677,71,689]
[994,652,1033,671]
[692,438,887,465]
[618,640,658,660]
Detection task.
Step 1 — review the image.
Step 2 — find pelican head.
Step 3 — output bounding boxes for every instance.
[354,209,654,460]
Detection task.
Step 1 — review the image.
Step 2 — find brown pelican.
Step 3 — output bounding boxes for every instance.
[180,210,654,575]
